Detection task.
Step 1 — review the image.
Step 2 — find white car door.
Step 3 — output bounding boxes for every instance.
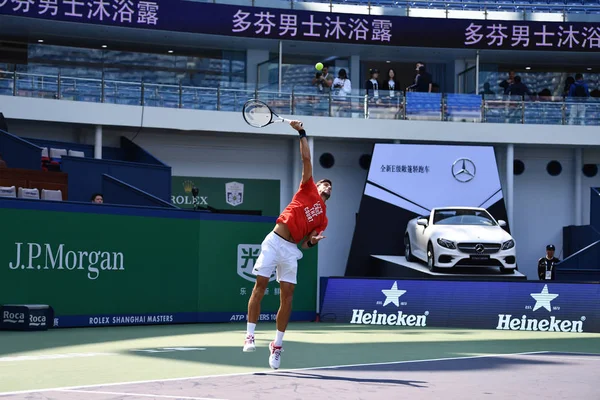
[414,214,431,259]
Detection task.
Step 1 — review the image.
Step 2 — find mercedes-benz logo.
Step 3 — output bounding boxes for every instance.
[475,244,485,253]
[452,158,476,183]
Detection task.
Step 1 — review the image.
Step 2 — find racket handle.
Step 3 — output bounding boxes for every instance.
[282,118,303,127]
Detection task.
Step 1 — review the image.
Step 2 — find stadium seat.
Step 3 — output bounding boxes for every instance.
[68,150,85,157]
[0,186,16,198]
[446,94,483,122]
[49,148,67,160]
[18,187,40,200]
[48,148,67,171]
[41,189,63,201]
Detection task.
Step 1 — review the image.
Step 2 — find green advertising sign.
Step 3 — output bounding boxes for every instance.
[0,207,317,327]
[171,176,281,217]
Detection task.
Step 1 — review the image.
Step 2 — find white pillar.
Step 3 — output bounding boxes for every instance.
[308,136,315,171]
[278,41,283,94]
[292,138,301,197]
[575,147,583,226]
[94,125,102,159]
[475,50,480,93]
[506,144,514,230]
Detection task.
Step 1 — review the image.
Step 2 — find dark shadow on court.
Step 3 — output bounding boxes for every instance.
[119,340,594,372]
[255,371,428,388]
[323,354,566,373]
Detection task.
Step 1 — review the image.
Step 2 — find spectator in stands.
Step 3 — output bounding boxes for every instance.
[412,62,425,87]
[91,193,104,204]
[499,70,515,94]
[563,76,576,97]
[382,68,398,97]
[0,153,6,168]
[332,69,352,98]
[568,73,590,125]
[538,88,553,101]
[312,64,333,94]
[365,68,380,99]
[537,244,560,281]
[507,76,532,99]
[480,82,495,96]
[407,65,432,93]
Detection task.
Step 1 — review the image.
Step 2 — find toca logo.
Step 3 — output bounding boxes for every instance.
[496,284,585,333]
[3,311,25,324]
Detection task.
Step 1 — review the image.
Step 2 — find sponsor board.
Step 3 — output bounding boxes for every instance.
[319,278,600,333]
[0,305,54,331]
[52,311,314,328]
[0,207,318,328]
[171,176,280,215]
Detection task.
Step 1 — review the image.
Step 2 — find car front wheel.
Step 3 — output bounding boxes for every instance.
[427,243,437,272]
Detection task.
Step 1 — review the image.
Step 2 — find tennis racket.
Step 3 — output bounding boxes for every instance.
[242,99,300,128]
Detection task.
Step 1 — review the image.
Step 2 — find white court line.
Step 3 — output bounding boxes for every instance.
[58,389,228,400]
[0,351,549,397]
[527,354,600,362]
[0,352,117,362]
[543,351,600,356]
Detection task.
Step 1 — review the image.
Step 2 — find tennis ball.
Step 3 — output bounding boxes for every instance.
[315,62,324,71]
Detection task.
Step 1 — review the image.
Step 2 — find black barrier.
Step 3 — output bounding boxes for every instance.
[0,304,54,331]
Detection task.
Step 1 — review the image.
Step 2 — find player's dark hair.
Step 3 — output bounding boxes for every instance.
[316,179,332,187]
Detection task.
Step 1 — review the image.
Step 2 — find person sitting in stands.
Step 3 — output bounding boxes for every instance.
[91,193,104,204]
[0,153,6,168]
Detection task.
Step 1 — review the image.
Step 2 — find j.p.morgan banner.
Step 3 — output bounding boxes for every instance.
[1,0,600,51]
[319,278,600,333]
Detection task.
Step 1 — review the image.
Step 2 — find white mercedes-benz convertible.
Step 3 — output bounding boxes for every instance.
[404,207,517,273]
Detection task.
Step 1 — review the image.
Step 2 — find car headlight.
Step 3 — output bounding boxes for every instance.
[437,238,456,249]
[501,240,515,250]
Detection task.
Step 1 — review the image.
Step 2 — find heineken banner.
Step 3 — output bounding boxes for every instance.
[320,278,600,333]
[171,176,280,217]
[1,0,600,52]
[0,205,317,328]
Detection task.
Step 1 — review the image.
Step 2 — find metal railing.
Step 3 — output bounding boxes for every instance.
[1,70,599,126]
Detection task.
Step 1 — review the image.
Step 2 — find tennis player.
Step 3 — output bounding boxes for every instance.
[243,120,331,370]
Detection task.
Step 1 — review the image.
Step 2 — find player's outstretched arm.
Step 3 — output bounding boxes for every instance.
[301,230,326,249]
[290,120,312,184]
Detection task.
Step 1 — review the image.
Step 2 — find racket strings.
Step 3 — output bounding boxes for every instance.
[243,101,272,128]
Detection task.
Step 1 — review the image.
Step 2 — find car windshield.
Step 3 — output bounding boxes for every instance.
[433,210,496,226]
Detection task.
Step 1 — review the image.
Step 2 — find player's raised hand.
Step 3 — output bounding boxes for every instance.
[290,120,304,131]
[309,230,326,245]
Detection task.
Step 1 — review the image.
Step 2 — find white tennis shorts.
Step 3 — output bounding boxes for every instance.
[252,231,304,284]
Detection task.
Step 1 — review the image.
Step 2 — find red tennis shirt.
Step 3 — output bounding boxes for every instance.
[276,177,328,244]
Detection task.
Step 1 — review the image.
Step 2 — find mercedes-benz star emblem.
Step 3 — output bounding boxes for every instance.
[475,244,485,253]
[452,158,476,183]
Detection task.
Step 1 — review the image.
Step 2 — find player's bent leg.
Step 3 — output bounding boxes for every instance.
[244,276,269,352]
[244,232,278,353]
[248,276,269,324]
[276,281,295,333]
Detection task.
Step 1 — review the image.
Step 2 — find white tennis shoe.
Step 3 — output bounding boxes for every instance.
[269,341,283,369]
[243,334,256,352]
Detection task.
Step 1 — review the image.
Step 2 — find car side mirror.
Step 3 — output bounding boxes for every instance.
[498,220,507,227]
[417,218,428,227]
